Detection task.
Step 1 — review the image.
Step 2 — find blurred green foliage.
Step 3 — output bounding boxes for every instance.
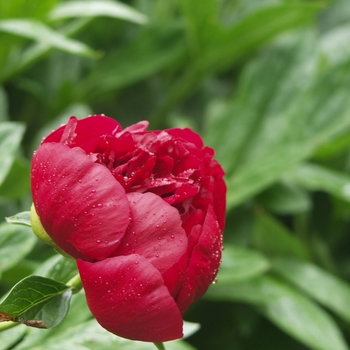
[2,0,350,349]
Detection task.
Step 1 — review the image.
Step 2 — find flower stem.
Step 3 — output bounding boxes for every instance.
[153,342,166,350]
[66,273,83,294]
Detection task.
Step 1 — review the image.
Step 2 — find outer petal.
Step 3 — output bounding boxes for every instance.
[114,192,187,273]
[175,205,223,314]
[77,255,184,342]
[31,142,130,261]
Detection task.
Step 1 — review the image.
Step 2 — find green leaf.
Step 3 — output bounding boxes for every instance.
[49,0,148,24]
[207,275,349,350]
[272,258,350,324]
[81,26,186,99]
[0,324,27,350]
[13,292,92,350]
[198,4,323,74]
[252,212,309,259]
[0,19,96,57]
[0,0,58,20]
[204,30,350,209]
[17,289,72,329]
[256,181,311,214]
[0,122,25,187]
[182,321,200,339]
[0,157,30,199]
[26,318,195,350]
[289,163,350,203]
[0,275,69,318]
[35,255,77,284]
[0,223,36,272]
[0,86,8,121]
[6,211,31,227]
[217,244,270,284]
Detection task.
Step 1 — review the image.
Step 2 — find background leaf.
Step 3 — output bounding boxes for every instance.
[0,223,36,273]
[49,0,148,24]
[207,275,349,350]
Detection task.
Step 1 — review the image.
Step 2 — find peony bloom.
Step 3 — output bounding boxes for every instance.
[31,115,226,342]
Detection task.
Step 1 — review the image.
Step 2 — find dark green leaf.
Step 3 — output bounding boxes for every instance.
[6,211,31,227]
[207,275,349,350]
[18,289,72,329]
[0,223,36,272]
[0,86,8,121]
[81,27,186,98]
[257,181,311,214]
[252,212,309,259]
[198,4,323,74]
[272,258,350,324]
[0,276,69,318]
[0,157,30,199]
[49,0,148,24]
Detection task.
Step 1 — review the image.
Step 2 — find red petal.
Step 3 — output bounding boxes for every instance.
[43,115,122,153]
[175,205,223,313]
[31,142,130,260]
[77,255,183,342]
[115,192,187,273]
[166,128,204,148]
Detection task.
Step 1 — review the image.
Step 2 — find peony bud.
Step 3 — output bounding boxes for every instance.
[30,115,226,342]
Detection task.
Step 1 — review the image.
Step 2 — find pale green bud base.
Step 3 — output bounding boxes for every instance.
[30,204,73,259]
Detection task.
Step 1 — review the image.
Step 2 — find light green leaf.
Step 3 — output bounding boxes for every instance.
[0,275,69,318]
[35,255,77,284]
[0,19,95,57]
[182,321,200,339]
[49,0,148,24]
[27,318,195,350]
[207,275,349,350]
[0,122,25,187]
[289,163,350,203]
[252,212,309,259]
[0,324,27,350]
[6,211,31,227]
[217,244,270,284]
[272,258,350,324]
[0,122,24,153]
[0,223,36,272]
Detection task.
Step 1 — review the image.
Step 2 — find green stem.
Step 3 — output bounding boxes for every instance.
[0,321,19,332]
[66,273,83,294]
[153,342,166,350]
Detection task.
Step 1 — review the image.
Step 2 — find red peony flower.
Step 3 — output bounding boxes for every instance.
[31,115,226,342]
